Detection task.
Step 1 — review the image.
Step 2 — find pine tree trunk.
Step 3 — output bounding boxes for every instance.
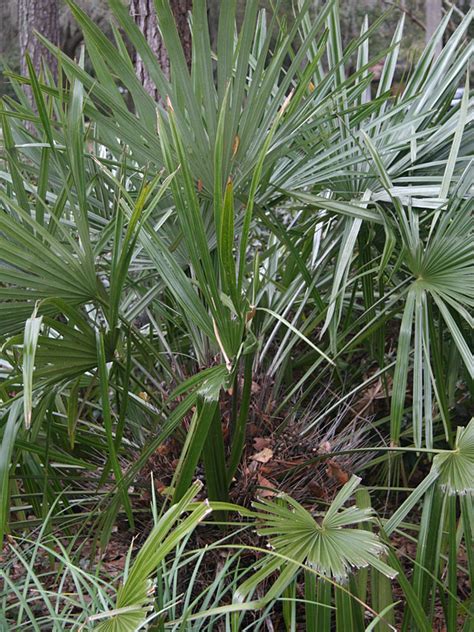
[18,0,59,79]
[130,0,192,101]
[425,0,442,56]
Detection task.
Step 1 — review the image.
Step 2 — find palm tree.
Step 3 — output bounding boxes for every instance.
[0,2,472,628]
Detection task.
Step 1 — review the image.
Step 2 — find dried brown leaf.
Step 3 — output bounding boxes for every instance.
[251,448,273,464]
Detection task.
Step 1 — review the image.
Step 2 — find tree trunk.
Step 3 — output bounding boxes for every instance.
[425,0,443,56]
[130,0,192,100]
[18,0,59,79]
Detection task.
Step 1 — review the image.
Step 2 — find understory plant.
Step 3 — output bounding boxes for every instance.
[0,0,473,629]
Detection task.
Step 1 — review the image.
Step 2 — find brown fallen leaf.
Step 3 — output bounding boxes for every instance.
[307,481,328,500]
[250,447,273,464]
[248,423,259,437]
[259,463,278,476]
[257,474,277,497]
[248,460,258,473]
[253,437,272,451]
[326,459,350,485]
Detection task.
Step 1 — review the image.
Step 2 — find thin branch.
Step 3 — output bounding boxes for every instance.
[381,0,426,31]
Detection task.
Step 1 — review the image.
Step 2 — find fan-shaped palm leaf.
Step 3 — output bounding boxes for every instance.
[252,475,395,583]
[433,419,474,496]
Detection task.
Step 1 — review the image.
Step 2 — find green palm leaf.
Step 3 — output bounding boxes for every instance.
[253,476,396,582]
[93,482,211,632]
[433,419,474,496]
